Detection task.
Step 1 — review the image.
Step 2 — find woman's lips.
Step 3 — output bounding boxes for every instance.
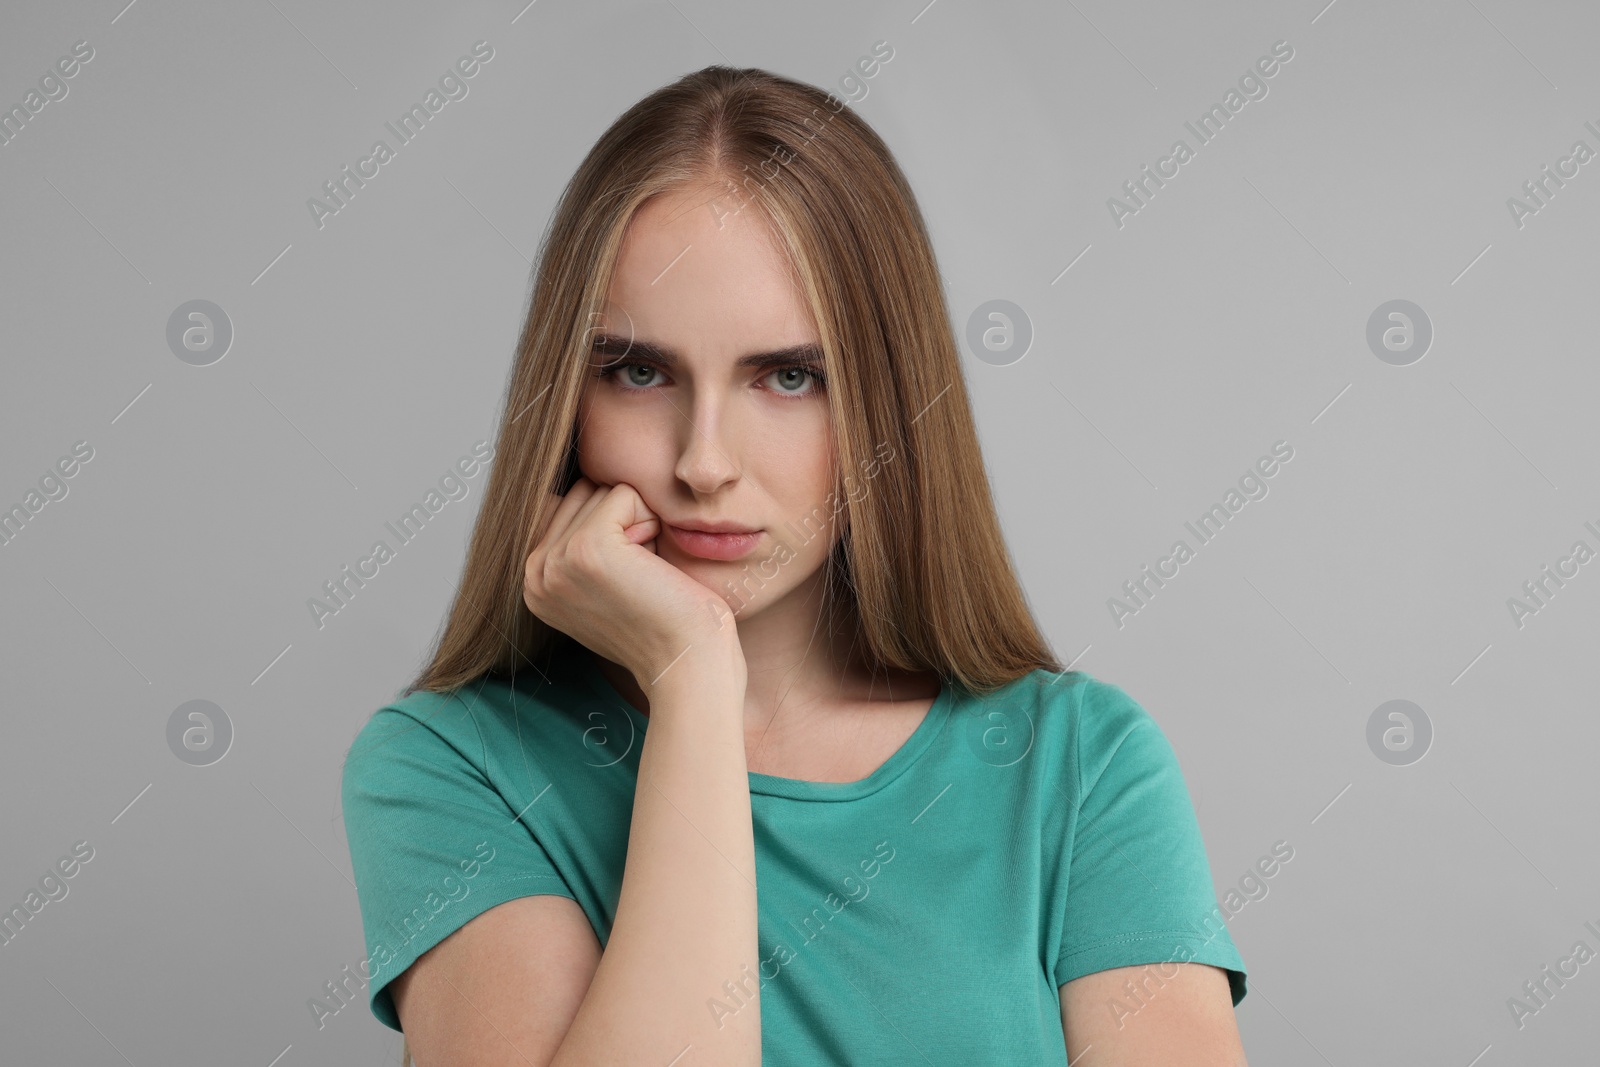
[664,524,763,560]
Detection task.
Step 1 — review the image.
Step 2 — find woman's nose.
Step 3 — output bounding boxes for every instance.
[671,394,741,494]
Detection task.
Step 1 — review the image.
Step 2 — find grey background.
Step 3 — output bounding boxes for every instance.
[2,0,1597,1063]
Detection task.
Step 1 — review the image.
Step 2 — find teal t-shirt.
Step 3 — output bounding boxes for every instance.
[340,649,1246,1062]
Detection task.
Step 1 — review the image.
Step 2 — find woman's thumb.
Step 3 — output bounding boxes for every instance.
[622,517,660,545]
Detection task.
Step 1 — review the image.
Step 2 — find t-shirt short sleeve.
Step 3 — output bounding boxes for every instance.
[1054,678,1248,1006]
[340,684,579,1032]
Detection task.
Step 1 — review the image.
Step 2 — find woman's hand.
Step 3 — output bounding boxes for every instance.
[524,476,741,687]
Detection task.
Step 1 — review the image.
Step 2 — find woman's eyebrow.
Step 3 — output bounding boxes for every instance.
[591,335,824,369]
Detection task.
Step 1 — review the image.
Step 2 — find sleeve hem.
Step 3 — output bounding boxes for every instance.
[1054,932,1248,1008]
[366,878,582,1032]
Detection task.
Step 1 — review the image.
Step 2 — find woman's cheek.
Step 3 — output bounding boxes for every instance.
[788,415,835,502]
[577,405,650,483]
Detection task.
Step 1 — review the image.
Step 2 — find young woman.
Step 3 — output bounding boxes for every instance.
[341,65,1249,1067]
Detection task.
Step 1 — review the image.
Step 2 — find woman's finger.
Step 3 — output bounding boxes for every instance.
[535,476,598,552]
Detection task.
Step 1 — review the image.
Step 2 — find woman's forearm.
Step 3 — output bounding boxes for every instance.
[550,641,761,1067]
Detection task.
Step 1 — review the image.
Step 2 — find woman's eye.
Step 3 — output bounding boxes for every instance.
[594,361,662,389]
[595,361,824,396]
[620,363,660,388]
[766,367,824,396]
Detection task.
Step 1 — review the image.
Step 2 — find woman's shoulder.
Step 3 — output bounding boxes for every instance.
[978,667,1170,788]
[1049,670,1186,807]
[974,666,1154,731]
[343,664,588,772]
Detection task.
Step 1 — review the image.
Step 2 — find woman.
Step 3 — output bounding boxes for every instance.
[341,65,1249,1066]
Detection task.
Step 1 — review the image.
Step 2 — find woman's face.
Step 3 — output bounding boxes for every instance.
[575,186,840,618]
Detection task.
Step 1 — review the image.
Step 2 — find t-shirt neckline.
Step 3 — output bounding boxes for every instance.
[575,650,957,802]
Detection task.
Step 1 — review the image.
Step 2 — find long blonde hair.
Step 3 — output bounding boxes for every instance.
[406,62,1061,709]
[396,62,1067,1065]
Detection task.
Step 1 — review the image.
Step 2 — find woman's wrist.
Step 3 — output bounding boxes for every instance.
[635,629,746,698]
